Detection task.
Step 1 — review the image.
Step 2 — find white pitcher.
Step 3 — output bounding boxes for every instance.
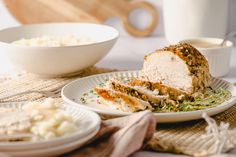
[163,0,228,43]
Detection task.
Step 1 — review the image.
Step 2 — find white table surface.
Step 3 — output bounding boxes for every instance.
[0,36,235,157]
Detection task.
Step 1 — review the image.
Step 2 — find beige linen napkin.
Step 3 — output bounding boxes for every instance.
[63,110,156,157]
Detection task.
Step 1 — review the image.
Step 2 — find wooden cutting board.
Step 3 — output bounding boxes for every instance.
[4,0,158,37]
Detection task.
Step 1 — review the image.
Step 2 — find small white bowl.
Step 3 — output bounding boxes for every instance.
[0,23,119,77]
[181,38,233,77]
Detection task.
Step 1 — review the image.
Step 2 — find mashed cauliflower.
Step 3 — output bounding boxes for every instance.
[12,35,94,47]
[23,98,77,141]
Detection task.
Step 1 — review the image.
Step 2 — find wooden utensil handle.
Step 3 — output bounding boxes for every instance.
[4,0,158,37]
[123,1,158,37]
[99,0,158,37]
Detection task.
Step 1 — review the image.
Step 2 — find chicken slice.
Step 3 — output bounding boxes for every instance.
[95,87,152,112]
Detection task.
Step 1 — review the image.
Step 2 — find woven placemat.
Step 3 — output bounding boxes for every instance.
[147,106,236,156]
[0,67,235,157]
[0,67,115,103]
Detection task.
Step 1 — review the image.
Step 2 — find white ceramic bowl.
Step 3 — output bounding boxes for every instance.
[181,38,233,77]
[0,23,119,77]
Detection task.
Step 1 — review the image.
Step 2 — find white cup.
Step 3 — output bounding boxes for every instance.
[181,38,233,78]
[163,0,228,43]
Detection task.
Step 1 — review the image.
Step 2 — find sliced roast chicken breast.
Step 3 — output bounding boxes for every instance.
[108,78,168,105]
[95,87,152,112]
[0,108,32,141]
[94,43,211,112]
[129,78,190,101]
[0,108,31,134]
[142,43,211,94]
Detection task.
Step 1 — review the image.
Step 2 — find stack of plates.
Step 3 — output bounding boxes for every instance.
[0,102,101,157]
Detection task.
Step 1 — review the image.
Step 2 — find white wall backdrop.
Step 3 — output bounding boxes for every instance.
[0,0,235,37]
[228,0,236,33]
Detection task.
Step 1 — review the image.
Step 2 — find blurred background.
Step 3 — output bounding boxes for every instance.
[0,0,236,38]
[0,0,235,77]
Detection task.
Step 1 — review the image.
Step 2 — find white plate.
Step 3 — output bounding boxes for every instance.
[0,102,100,150]
[1,127,99,157]
[62,71,236,123]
